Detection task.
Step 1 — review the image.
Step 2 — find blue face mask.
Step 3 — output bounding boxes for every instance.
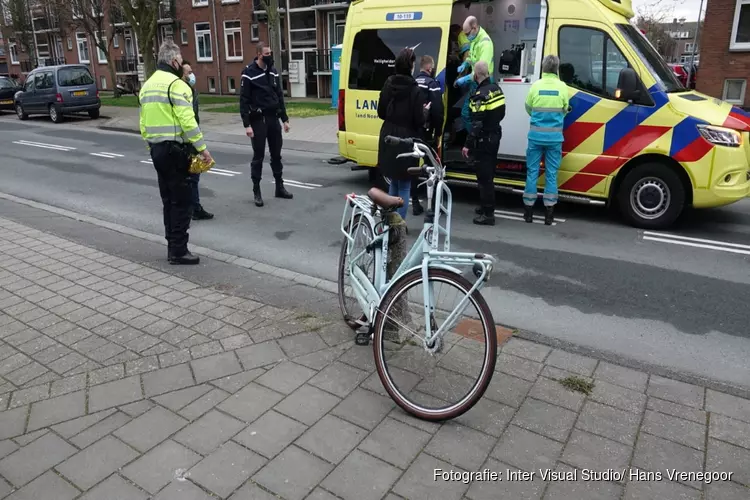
[467,31,477,41]
[187,73,196,86]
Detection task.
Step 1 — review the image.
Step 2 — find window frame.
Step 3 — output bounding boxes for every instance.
[684,42,694,53]
[731,0,750,51]
[192,0,208,6]
[95,32,108,64]
[9,42,19,65]
[194,22,213,62]
[723,79,747,104]
[558,24,631,101]
[100,75,107,89]
[181,28,189,45]
[76,32,90,64]
[251,23,260,42]
[227,76,236,93]
[113,34,119,49]
[208,76,216,93]
[224,20,243,62]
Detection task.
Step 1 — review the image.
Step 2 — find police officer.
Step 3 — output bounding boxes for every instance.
[139,41,212,265]
[414,55,444,216]
[240,42,293,207]
[462,61,505,226]
[523,54,570,225]
[181,60,213,221]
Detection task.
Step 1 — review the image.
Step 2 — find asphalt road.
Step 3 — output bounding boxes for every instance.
[1,114,750,390]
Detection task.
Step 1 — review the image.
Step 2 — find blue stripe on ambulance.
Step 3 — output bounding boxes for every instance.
[602,84,668,150]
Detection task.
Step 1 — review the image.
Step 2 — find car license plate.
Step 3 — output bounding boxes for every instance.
[0,100,12,105]
[73,91,87,97]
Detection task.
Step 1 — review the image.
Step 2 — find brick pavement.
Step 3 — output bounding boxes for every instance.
[0,216,748,500]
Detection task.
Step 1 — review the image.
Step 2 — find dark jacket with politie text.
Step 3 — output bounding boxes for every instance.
[239,59,288,127]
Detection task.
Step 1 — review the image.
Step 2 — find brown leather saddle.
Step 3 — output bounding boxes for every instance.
[367,187,404,210]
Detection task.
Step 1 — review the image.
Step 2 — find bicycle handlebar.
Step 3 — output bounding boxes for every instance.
[406,166,424,176]
[384,136,414,147]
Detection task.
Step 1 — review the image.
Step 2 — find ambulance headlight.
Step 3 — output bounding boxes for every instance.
[697,125,742,147]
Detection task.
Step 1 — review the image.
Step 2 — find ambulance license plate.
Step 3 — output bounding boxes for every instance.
[73,91,87,97]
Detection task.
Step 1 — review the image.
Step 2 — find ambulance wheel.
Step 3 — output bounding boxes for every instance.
[618,163,685,229]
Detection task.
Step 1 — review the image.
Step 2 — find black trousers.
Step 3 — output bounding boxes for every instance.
[151,142,192,257]
[250,113,283,184]
[475,138,499,214]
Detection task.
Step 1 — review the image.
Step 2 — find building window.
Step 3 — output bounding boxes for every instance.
[228,76,236,93]
[731,0,750,50]
[9,43,19,65]
[684,42,694,53]
[222,0,239,3]
[72,4,83,19]
[195,22,213,62]
[96,32,107,63]
[100,76,107,89]
[208,77,216,92]
[558,26,629,99]
[193,0,208,6]
[723,79,747,104]
[289,11,316,48]
[37,42,50,59]
[328,11,346,47]
[251,24,260,42]
[162,25,174,44]
[113,34,119,48]
[181,28,188,45]
[67,37,73,50]
[76,33,90,64]
[223,21,243,61]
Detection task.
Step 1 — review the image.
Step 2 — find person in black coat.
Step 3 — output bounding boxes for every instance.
[182,61,213,221]
[377,48,426,220]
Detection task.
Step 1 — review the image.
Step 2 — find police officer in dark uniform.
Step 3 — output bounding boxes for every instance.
[240,42,293,207]
[462,60,505,226]
[414,55,444,215]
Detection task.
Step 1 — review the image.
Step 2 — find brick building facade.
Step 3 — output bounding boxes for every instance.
[0,0,349,97]
[698,0,750,107]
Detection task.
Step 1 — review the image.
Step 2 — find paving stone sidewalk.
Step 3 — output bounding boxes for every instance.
[0,216,749,500]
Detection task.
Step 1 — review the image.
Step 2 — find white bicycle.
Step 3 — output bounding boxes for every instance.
[338,136,498,421]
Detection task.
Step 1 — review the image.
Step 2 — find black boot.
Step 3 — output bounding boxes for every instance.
[412,199,424,216]
[253,184,264,207]
[473,209,495,226]
[544,206,554,225]
[523,205,534,223]
[275,178,294,199]
[474,206,484,215]
[169,251,200,265]
[192,205,214,220]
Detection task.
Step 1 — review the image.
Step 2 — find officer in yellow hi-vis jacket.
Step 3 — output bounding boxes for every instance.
[523,54,570,225]
[139,41,213,265]
[462,61,506,226]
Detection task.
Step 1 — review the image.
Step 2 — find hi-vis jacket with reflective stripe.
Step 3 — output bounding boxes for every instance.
[457,32,470,56]
[466,78,506,149]
[525,72,571,144]
[467,27,494,78]
[138,65,206,152]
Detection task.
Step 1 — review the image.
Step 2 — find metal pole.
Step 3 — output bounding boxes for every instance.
[687,0,704,87]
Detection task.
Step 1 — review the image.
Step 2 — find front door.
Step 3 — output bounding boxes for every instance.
[21,74,39,112]
[304,51,318,97]
[551,21,635,197]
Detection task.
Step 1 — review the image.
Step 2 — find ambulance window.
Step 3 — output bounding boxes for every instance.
[348,27,442,91]
[558,26,628,99]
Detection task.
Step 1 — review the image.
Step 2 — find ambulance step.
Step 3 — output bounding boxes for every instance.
[442,178,607,206]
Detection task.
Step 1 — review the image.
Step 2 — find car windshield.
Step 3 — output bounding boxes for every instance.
[616,23,684,93]
[57,67,94,87]
[0,77,15,89]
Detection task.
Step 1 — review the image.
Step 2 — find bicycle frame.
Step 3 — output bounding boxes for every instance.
[340,140,497,344]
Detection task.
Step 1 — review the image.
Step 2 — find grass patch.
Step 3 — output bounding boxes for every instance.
[559,375,595,395]
[209,101,336,118]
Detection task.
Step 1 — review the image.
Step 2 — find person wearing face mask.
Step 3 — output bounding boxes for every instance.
[462,61,505,226]
[240,42,293,207]
[413,55,444,216]
[181,61,214,221]
[454,16,495,135]
[139,41,212,265]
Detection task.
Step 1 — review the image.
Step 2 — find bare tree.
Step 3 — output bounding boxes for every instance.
[118,0,161,78]
[635,0,682,60]
[4,0,35,65]
[70,0,120,95]
[261,0,283,74]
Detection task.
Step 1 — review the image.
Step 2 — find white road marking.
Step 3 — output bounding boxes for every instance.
[643,231,750,256]
[90,153,118,159]
[207,170,234,177]
[211,168,242,175]
[100,152,124,157]
[494,212,559,226]
[140,160,152,164]
[13,140,76,151]
[284,179,322,188]
[495,209,566,223]
[270,179,316,190]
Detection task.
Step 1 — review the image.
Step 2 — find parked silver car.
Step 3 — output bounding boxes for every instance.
[15,65,101,123]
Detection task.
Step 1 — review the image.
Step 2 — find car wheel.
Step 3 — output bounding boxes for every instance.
[88,109,100,119]
[617,162,686,229]
[16,104,27,120]
[49,104,63,123]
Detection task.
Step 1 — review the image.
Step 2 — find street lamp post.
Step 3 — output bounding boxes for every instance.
[687,0,704,88]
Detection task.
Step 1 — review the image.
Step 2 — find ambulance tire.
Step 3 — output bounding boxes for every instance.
[618,163,685,229]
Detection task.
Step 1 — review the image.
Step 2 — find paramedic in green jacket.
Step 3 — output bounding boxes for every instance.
[454,16,494,133]
[523,55,570,225]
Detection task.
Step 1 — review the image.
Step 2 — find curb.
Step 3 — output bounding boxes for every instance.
[1,190,749,400]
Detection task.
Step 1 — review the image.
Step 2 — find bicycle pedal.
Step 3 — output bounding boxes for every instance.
[355,332,371,346]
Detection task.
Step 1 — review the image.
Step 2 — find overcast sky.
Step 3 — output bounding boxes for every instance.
[631,0,706,22]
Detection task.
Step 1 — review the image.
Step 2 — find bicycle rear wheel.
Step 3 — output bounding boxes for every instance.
[338,214,375,329]
[373,268,497,421]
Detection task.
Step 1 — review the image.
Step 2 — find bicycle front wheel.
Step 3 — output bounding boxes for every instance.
[373,268,497,421]
[337,214,375,329]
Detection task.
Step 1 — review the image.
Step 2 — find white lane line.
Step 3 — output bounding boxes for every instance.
[100,152,124,157]
[284,179,322,188]
[212,168,242,175]
[13,141,75,151]
[643,236,750,256]
[643,231,750,251]
[207,170,234,177]
[15,140,77,150]
[494,213,559,226]
[90,153,118,159]
[140,160,152,164]
[495,209,566,223]
[270,180,315,190]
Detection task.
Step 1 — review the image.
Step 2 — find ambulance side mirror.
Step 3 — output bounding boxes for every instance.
[615,68,639,103]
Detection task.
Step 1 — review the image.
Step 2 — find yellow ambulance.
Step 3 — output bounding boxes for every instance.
[336,0,750,228]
